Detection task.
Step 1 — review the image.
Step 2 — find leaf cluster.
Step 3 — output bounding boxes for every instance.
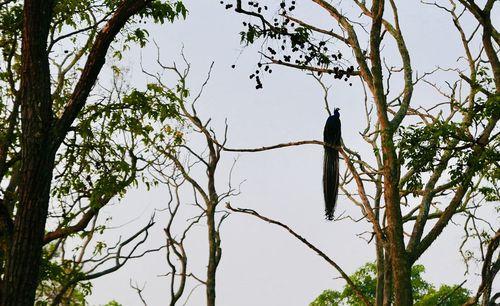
[140,0,187,23]
[127,1,187,47]
[310,262,473,306]
[51,77,184,211]
[221,0,354,89]
[36,245,92,305]
[398,121,468,194]
[398,97,499,200]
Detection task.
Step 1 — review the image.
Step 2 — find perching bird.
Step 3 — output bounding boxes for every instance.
[323,108,341,220]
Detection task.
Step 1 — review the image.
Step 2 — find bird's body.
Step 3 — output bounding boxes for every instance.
[323,109,341,220]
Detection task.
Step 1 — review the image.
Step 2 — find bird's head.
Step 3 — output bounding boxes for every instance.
[333,108,340,118]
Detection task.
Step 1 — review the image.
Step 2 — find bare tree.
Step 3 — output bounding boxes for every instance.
[144,58,238,306]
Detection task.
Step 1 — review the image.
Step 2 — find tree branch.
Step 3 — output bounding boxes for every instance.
[55,0,152,144]
[226,203,373,306]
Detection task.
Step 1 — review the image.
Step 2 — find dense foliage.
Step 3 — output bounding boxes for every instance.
[310,262,473,306]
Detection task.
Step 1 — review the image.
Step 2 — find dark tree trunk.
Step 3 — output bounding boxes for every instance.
[205,135,221,306]
[206,204,217,306]
[383,252,393,306]
[0,1,55,305]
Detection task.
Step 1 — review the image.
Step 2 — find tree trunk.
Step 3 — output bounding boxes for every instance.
[0,1,55,305]
[383,252,393,306]
[366,0,413,301]
[390,253,412,306]
[382,135,413,306]
[206,204,218,306]
[375,238,385,306]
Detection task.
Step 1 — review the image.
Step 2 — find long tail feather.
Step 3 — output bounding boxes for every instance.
[323,147,339,220]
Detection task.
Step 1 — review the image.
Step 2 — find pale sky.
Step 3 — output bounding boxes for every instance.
[86,1,498,305]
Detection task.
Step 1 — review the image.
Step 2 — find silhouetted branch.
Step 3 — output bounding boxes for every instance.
[130,280,148,306]
[463,231,500,306]
[50,216,160,306]
[226,203,373,306]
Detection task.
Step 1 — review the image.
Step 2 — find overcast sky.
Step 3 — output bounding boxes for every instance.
[86,1,498,305]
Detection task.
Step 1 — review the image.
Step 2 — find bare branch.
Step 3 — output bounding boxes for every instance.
[226,203,373,306]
